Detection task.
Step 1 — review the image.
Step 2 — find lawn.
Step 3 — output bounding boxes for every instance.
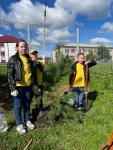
[0,62,113,150]
[0,65,7,75]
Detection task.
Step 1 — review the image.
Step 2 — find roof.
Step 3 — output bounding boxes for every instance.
[38,57,52,60]
[63,43,111,48]
[53,43,112,51]
[0,35,18,43]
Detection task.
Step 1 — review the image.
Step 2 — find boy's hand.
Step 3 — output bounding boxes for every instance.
[85,61,91,65]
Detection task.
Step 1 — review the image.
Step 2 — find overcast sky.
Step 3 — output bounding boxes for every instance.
[0,0,113,57]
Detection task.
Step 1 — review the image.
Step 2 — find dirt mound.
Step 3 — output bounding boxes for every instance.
[60,85,69,96]
[0,93,14,110]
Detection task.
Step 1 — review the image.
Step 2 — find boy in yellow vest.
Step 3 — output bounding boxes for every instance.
[29,49,46,108]
[69,53,97,110]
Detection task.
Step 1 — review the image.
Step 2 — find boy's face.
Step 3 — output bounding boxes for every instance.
[29,52,37,60]
[77,54,84,64]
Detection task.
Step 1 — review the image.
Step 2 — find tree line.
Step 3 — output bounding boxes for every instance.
[86,45,112,61]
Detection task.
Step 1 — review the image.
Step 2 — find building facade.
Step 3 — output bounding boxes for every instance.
[52,43,113,62]
[0,35,18,63]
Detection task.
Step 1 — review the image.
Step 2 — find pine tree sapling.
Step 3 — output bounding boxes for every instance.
[42,90,77,120]
[40,47,78,121]
[33,85,42,105]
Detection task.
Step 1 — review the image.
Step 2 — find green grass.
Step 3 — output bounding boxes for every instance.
[0,62,113,149]
[0,66,7,74]
[0,75,10,94]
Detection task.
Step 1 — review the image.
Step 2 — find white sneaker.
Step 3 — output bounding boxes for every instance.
[78,107,82,110]
[26,120,35,129]
[16,124,26,134]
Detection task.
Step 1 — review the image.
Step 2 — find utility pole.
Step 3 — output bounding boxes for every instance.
[77,28,79,55]
[43,0,47,63]
[27,21,30,53]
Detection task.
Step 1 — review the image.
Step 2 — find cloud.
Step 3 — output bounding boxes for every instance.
[36,27,75,44]
[37,50,43,57]
[0,0,112,29]
[30,40,43,49]
[75,22,84,27]
[0,34,3,37]
[55,0,113,19]
[1,0,113,57]
[101,22,113,33]
[89,38,113,45]
[18,31,26,37]
[0,22,11,30]
[0,0,84,30]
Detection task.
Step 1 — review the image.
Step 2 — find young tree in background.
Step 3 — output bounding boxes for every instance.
[86,50,99,61]
[55,43,62,63]
[97,45,111,60]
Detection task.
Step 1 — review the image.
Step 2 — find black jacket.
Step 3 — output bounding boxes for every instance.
[7,52,35,92]
[69,61,97,85]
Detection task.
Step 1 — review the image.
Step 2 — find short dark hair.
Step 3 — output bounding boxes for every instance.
[77,53,84,58]
[16,39,28,48]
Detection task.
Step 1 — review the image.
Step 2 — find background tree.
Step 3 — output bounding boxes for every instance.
[97,45,111,60]
[55,43,62,63]
[86,50,95,61]
[86,50,100,61]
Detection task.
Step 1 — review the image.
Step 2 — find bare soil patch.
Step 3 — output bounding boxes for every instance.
[0,92,13,110]
[0,85,70,111]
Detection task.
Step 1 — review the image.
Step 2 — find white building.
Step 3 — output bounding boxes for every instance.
[0,35,18,63]
[52,43,113,62]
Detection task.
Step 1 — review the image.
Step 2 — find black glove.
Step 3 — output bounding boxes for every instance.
[33,60,40,67]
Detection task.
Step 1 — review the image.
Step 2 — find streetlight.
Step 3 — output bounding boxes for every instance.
[43,0,47,63]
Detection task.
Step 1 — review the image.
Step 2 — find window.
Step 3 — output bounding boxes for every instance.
[94,49,97,53]
[83,49,87,53]
[1,48,4,51]
[71,49,75,53]
[1,55,5,60]
[79,49,81,53]
[65,49,69,53]
[109,50,112,54]
[88,49,91,52]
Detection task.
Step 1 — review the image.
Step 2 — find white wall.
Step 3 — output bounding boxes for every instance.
[0,43,16,63]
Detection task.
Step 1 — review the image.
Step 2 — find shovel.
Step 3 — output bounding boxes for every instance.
[83,64,91,111]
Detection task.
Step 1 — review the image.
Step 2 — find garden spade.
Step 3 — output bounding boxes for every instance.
[83,64,91,111]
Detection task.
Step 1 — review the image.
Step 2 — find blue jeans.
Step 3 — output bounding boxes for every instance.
[72,87,84,106]
[14,84,33,126]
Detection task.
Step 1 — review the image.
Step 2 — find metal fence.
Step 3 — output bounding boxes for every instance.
[0,20,77,58]
[0,20,113,72]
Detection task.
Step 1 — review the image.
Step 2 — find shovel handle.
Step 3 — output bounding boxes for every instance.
[86,64,88,88]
